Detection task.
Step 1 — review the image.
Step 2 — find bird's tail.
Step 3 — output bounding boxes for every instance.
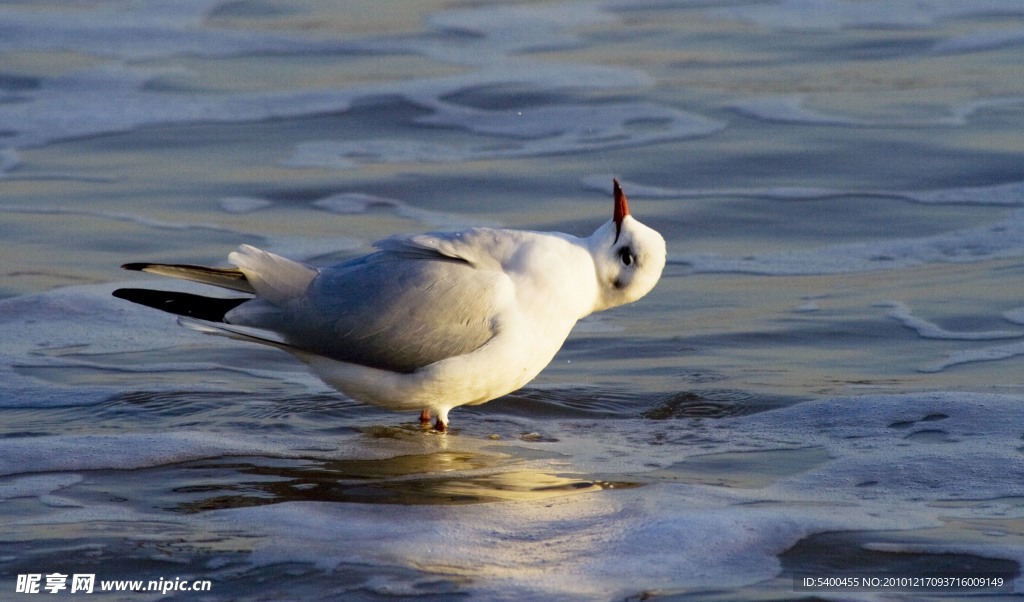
[114,245,317,337]
[114,262,255,322]
[111,288,248,322]
[120,262,256,293]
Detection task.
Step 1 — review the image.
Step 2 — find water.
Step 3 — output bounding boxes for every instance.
[2,0,1024,599]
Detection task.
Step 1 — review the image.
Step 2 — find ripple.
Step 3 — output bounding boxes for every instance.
[480,386,798,422]
[60,453,642,512]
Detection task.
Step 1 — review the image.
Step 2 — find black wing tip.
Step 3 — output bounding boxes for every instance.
[112,288,248,322]
[111,287,134,301]
[121,263,151,271]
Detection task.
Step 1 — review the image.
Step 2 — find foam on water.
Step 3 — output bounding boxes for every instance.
[0,283,327,409]
[706,0,1024,32]
[0,0,363,60]
[0,433,313,478]
[4,280,1024,596]
[877,300,1024,340]
[217,197,273,215]
[0,201,375,265]
[424,3,618,63]
[583,174,1024,206]
[891,300,1024,373]
[1004,307,1024,325]
[312,192,498,229]
[4,0,1015,176]
[729,94,1024,128]
[676,209,1024,275]
[9,385,1012,597]
[0,474,81,503]
[0,62,360,149]
[924,341,1024,373]
[3,0,1023,597]
[876,299,1024,372]
[0,0,717,170]
[581,177,1024,275]
[198,492,910,597]
[289,100,723,168]
[0,0,1018,161]
[0,203,238,234]
[934,26,1024,54]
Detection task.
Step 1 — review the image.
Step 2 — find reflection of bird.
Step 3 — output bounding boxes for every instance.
[114,180,666,431]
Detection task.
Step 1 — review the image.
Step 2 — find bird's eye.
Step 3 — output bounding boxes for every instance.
[617,246,635,266]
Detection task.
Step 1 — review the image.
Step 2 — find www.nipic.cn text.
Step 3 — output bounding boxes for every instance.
[15,573,212,595]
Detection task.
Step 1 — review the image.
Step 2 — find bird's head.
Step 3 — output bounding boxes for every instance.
[588,179,666,312]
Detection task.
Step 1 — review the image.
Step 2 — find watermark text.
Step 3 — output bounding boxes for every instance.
[15,573,212,595]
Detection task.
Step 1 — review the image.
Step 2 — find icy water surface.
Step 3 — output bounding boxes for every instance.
[2,0,1024,599]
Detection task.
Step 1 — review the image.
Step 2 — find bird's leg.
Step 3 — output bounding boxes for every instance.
[433,408,450,432]
[419,409,432,424]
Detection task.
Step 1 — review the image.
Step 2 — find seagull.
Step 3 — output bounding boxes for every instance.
[113,180,666,431]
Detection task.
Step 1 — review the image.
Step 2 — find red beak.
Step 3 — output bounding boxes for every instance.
[613,178,630,241]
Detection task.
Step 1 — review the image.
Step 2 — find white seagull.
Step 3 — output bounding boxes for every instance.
[114,180,666,431]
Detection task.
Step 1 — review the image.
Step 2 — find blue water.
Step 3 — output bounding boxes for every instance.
[2,1,1024,599]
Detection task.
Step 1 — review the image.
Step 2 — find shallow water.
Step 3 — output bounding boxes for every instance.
[2,0,1024,599]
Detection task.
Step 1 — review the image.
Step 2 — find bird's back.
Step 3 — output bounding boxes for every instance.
[226,249,504,373]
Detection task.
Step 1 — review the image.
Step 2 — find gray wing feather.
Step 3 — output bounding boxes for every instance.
[123,263,256,294]
[226,241,504,373]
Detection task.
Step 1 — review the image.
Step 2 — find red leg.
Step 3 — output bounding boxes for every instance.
[434,418,447,432]
[419,409,432,424]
